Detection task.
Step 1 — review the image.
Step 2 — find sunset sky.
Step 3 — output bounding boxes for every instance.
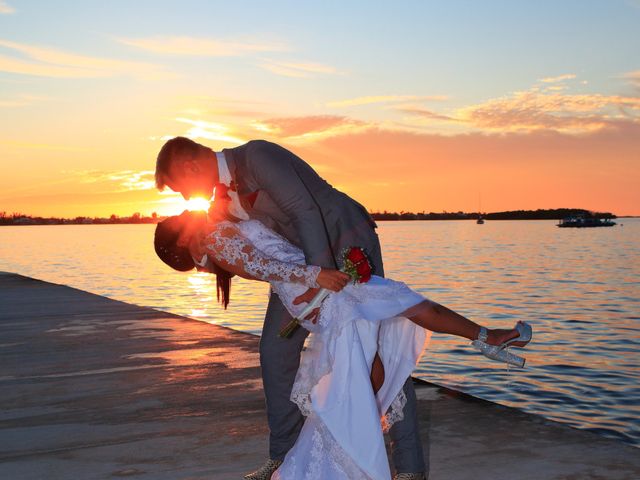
[1,0,639,217]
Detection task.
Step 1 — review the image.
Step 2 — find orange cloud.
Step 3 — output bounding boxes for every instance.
[0,39,172,79]
[254,115,367,138]
[68,169,156,191]
[457,88,640,133]
[259,59,340,78]
[539,73,576,83]
[623,70,640,90]
[327,95,448,108]
[370,78,640,135]
[117,36,287,56]
[393,106,457,123]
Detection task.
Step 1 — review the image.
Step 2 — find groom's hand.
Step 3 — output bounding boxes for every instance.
[293,288,321,323]
[316,268,351,292]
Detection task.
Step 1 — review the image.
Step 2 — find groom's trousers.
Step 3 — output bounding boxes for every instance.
[258,236,427,474]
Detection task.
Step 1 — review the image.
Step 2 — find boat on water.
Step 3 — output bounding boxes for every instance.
[557,215,616,228]
[476,193,484,224]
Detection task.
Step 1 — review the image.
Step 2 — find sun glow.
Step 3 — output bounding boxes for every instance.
[156,194,212,216]
[184,197,211,211]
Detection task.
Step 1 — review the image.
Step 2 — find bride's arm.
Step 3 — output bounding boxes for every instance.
[203,222,322,287]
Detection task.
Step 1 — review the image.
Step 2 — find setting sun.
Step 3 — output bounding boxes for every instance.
[184,197,211,212]
[155,194,212,216]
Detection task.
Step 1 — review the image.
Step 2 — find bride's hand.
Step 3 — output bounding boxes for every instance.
[294,269,350,324]
[316,268,351,292]
[293,288,320,323]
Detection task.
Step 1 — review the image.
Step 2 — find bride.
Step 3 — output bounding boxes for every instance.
[154,208,532,480]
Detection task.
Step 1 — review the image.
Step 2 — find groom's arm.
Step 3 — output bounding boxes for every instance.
[245,143,337,270]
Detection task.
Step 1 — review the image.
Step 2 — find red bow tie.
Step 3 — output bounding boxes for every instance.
[214,182,232,200]
[215,182,258,208]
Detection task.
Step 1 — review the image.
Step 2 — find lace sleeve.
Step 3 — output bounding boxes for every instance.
[204,222,321,288]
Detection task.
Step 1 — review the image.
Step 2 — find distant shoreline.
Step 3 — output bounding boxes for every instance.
[1,208,629,226]
[2,217,636,227]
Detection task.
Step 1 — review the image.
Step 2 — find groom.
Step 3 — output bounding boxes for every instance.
[154,137,427,480]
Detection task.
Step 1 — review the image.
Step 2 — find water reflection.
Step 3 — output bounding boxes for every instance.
[1,219,638,446]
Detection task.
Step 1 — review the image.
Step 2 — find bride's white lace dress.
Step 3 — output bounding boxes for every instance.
[205,219,432,480]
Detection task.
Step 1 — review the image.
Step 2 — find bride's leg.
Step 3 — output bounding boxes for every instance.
[401,300,521,346]
[370,352,385,393]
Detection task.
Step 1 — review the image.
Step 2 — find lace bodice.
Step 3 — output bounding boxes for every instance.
[203,220,321,288]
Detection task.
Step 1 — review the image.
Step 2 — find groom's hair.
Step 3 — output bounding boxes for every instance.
[154,216,196,272]
[155,136,203,190]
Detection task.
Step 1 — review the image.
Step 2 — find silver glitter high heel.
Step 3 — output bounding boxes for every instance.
[471,321,532,368]
[243,459,283,480]
[393,473,427,480]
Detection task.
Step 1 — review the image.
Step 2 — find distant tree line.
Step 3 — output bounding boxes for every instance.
[369,208,617,221]
[0,211,161,226]
[480,208,616,220]
[0,208,619,226]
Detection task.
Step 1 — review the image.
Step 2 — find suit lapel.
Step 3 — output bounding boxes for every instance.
[223,147,256,195]
[222,145,296,243]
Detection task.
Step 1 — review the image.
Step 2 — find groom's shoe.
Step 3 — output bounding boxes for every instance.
[393,473,427,480]
[243,459,283,480]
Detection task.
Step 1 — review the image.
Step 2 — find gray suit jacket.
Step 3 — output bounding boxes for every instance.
[223,140,381,272]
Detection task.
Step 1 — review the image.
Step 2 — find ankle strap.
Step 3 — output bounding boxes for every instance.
[477,326,488,342]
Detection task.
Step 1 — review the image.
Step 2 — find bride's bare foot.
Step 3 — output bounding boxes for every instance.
[485,322,528,347]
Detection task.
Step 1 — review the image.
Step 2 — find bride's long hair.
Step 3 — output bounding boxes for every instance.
[154,212,233,309]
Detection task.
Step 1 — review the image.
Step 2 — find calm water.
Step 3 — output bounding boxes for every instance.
[1,220,639,446]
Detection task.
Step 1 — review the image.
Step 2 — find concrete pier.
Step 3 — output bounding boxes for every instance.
[1,271,638,479]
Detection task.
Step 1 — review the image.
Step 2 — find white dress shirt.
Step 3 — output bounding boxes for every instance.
[216,151,250,221]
